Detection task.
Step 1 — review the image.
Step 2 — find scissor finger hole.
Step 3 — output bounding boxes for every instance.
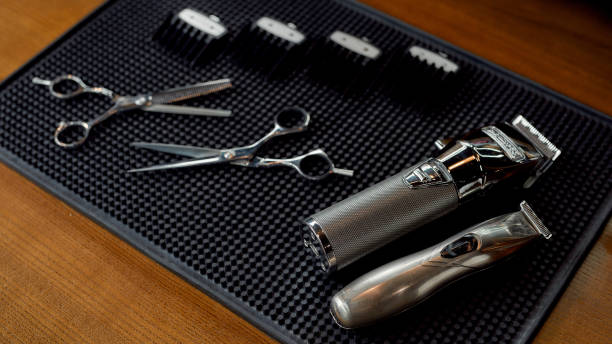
[51,78,82,98]
[55,122,89,147]
[298,154,332,179]
[275,107,309,130]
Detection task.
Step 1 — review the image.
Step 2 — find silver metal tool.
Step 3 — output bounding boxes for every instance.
[330,201,551,329]
[129,107,354,180]
[303,115,561,272]
[33,75,232,148]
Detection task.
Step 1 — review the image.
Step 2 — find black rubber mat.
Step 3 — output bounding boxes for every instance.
[1,1,611,343]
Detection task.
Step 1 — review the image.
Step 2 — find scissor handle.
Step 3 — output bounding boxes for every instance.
[294,149,354,180]
[273,107,310,134]
[241,106,311,157]
[245,149,354,180]
[32,75,115,99]
[54,120,91,148]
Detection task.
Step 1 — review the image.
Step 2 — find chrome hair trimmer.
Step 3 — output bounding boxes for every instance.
[303,115,560,272]
[330,201,551,329]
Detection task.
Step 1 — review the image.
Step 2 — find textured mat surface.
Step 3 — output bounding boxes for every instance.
[1,1,611,343]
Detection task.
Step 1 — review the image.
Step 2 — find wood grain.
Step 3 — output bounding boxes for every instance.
[0,0,610,343]
[0,162,274,344]
[362,0,612,115]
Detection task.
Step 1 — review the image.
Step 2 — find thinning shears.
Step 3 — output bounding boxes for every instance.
[33,74,232,148]
[129,107,354,180]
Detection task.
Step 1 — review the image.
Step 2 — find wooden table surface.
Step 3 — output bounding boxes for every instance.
[0,0,610,343]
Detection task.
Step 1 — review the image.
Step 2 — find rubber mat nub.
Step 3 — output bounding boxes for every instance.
[0,0,610,343]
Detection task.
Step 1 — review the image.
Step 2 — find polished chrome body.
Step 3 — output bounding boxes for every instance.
[402,159,453,188]
[303,115,561,272]
[304,162,458,272]
[33,75,232,148]
[435,117,561,199]
[435,121,539,201]
[129,107,353,180]
[330,201,551,329]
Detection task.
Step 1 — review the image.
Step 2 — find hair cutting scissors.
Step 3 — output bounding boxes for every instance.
[129,107,354,180]
[33,74,232,148]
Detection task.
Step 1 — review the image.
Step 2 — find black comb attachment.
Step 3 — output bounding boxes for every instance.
[308,30,383,93]
[231,17,308,77]
[383,44,463,113]
[153,8,229,66]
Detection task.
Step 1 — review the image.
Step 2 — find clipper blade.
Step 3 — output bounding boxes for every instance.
[512,115,561,161]
[519,201,552,239]
[511,115,562,187]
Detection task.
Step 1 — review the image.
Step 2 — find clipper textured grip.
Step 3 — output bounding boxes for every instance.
[307,168,459,271]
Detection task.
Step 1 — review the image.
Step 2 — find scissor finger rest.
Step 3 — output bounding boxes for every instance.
[295,150,335,180]
[33,75,115,100]
[295,149,353,180]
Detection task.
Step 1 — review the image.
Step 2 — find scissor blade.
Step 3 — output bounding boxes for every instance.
[151,79,232,104]
[128,156,226,173]
[144,104,231,117]
[131,142,222,158]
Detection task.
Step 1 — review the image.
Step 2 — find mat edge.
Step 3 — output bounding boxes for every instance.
[0,0,609,343]
[346,0,612,123]
[0,2,112,86]
[0,146,303,344]
[518,190,612,343]
[0,1,303,342]
[345,1,612,342]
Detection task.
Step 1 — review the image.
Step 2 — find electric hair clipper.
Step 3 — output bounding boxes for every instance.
[303,115,560,272]
[330,201,551,329]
